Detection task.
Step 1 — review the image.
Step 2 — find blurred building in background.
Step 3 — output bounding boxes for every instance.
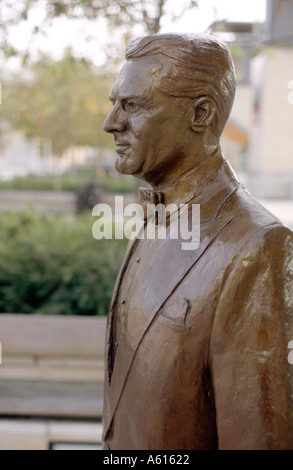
[214,0,293,201]
[248,45,293,199]
[0,130,51,179]
[0,128,114,179]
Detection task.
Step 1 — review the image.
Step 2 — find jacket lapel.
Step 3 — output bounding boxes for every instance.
[105,234,142,383]
[103,213,234,438]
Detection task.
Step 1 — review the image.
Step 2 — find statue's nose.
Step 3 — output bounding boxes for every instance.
[103,104,127,134]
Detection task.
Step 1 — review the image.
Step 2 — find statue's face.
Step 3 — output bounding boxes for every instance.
[103,56,194,183]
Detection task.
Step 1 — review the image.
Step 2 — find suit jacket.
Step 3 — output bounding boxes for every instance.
[102,152,293,450]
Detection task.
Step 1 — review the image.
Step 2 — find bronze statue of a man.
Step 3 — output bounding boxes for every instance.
[102,33,293,450]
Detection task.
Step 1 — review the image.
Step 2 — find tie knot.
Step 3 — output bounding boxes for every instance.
[150,191,164,205]
[138,187,164,205]
[138,187,165,222]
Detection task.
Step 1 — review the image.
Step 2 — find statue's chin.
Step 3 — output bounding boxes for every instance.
[115,156,133,176]
[114,154,143,179]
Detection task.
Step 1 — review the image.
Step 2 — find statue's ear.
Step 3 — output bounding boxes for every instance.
[191,97,216,132]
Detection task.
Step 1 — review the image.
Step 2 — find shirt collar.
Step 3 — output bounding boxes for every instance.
[138,148,239,221]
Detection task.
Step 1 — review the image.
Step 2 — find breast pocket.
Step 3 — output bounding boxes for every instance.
[158,298,192,332]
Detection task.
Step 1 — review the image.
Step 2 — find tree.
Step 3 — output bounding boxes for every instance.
[45,0,198,34]
[0,0,198,61]
[0,50,113,154]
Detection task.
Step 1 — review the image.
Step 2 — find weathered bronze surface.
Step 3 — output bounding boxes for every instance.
[102,33,293,450]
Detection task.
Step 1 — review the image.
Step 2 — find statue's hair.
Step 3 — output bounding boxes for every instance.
[126,33,236,137]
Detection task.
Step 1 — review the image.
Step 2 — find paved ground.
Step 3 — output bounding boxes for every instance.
[0,190,76,213]
[0,190,137,213]
[0,190,291,228]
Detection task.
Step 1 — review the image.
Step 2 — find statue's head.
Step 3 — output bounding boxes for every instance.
[103,33,236,186]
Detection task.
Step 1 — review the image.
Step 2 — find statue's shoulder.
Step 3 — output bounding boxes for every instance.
[217,183,293,262]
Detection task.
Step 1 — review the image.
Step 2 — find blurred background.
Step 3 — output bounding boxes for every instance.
[0,0,292,450]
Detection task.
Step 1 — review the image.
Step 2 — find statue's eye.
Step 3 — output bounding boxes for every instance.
[126,101,139,111]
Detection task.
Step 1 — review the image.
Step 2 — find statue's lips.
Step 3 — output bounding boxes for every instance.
[115,144,131,155]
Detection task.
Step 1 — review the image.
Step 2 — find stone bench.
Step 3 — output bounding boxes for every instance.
[0,314,107,419]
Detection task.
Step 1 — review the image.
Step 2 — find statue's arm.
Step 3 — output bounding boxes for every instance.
[209,225,293,450]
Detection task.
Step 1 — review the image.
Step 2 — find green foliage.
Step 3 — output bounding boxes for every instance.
[0,210,128,316]
[0,1,199,61]
[0,50,114,154]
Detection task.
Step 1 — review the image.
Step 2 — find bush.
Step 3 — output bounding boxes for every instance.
[0,210,128,316]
